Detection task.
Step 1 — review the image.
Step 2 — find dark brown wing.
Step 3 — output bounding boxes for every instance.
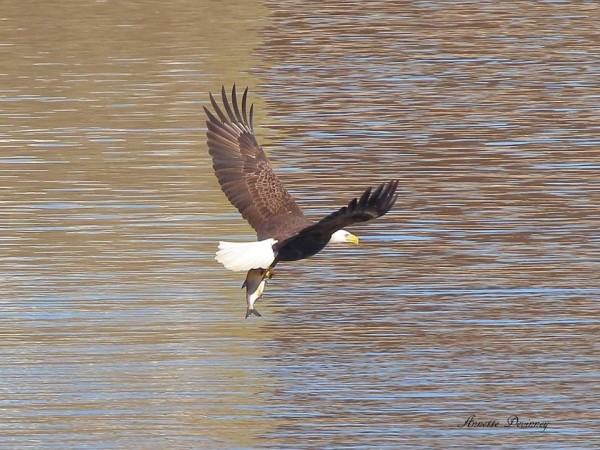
[315,180,398,232]
[276,180,399,253]
[205,85,309,240]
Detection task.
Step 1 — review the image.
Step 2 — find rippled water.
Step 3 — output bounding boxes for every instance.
[1,0,598,448]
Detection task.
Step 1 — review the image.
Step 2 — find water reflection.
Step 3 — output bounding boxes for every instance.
[1,0,598,448]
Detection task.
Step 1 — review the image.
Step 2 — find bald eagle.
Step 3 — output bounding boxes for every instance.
[205,86,398,318]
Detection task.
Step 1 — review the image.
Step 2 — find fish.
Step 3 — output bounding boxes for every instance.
[242,268,272,318]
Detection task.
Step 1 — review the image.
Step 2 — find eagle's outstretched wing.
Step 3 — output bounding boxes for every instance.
[277,180,399,251]
[204,86,309,240]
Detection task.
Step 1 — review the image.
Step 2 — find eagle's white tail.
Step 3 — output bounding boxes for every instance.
[215,239,277,272]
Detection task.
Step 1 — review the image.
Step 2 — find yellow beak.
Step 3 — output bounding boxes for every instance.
[346,233,359,245]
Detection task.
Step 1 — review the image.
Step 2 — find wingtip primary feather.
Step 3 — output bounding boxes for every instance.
[209,92,229,123]
[358,186,371,205]
[381,180,399,212]
[368,182,386,207]
[231,85,244,123]
[241,87,249,125]
[221,85,236,123]
[203,105,220,125]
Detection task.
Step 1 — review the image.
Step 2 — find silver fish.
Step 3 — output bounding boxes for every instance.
[242,268,271,318]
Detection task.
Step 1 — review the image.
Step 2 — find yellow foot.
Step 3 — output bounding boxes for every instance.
[265,268,275,279]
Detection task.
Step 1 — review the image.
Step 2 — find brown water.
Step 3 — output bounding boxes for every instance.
[1,1,598,448]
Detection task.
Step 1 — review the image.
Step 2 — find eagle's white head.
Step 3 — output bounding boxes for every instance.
[329,229,359,245]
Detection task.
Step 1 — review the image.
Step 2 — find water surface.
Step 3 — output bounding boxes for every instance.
[1,0,598,448]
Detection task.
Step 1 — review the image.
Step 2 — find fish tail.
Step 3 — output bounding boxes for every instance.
[245,307,262,319]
